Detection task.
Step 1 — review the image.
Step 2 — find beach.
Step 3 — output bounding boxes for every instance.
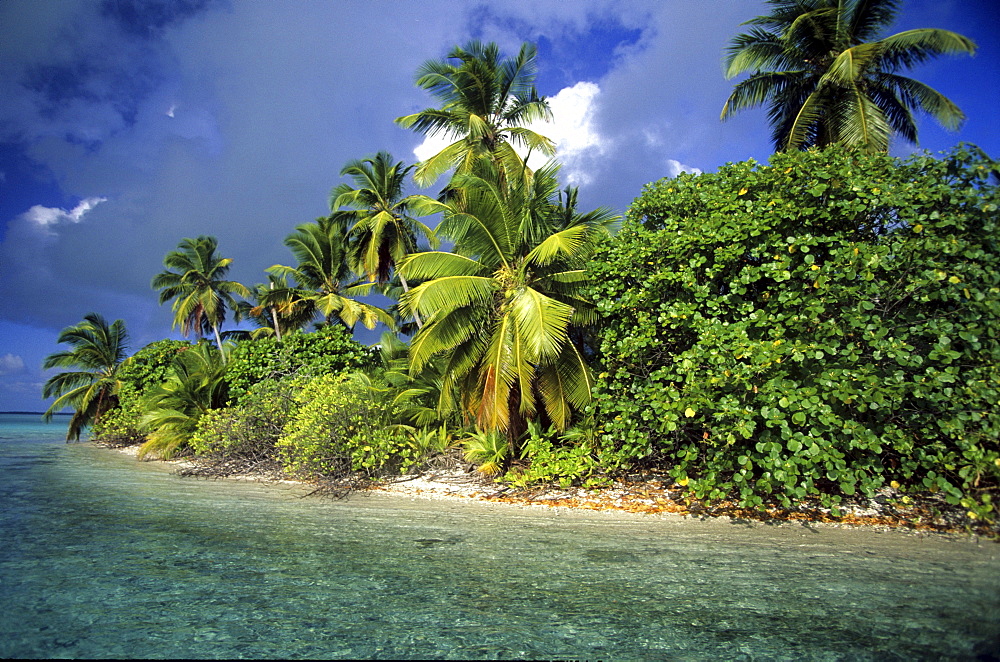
[108,442,998,540]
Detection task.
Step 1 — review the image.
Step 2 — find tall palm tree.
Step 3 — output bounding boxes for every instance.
[395,41,555,187]
[330,152,440,329]
[42,313,129,440]
[269,216,394,331]
[152,236,250,351]
[398,160,617,444]
[721,0,976,152]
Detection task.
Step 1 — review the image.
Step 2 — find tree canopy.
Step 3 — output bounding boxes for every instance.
[721,0,976,152]
[396,40,555,187]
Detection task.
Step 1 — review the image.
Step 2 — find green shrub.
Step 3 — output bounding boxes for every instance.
[462,429,509,476]
[190,377,301,457]
[138,342,228,459]
[225,325,373,403]
[588,145,1000,516]
[277,373,412,479]
[507,423,601,488]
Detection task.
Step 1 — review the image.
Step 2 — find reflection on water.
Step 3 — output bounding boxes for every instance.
[1,415,998,660]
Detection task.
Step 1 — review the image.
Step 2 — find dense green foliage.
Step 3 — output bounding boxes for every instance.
[138,342,229,459]
[277,374,414,479]
[589,145,999,516]
[91,339,191,445]
[43,38,998,530]
[190,377,299,460]
[224,324,373,401]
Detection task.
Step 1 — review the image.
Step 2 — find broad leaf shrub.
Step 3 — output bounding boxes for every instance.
[91,339,191,445]
[277,373,414,479]
[588,145,999,519]
[224,325,374,402]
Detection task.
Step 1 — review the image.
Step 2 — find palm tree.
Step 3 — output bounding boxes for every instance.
[721,0,976,152]
[138,342,228,459]
[373,331,457,429]
[234,273,316,341]
[42,313,129,440]
[331,151,440,328]
[152,236,250,351]
[395,41,555,187]
[269,216,394,331]
[398,160,617,445]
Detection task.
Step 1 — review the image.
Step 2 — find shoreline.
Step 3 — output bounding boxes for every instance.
[105,443,998,541]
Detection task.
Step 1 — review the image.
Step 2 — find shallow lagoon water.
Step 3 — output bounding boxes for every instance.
[1,414,998,660]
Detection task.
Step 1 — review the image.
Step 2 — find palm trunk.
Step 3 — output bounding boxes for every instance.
[269,282,283,341]
[505,380,526,463]
[212,324,227,362]
[399,272,423,329]
[270,306,283,341]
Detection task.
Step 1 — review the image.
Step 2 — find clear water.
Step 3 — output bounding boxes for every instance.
[1,413,998,660]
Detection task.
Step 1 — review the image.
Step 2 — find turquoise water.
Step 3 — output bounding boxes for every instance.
[1,413,998,660]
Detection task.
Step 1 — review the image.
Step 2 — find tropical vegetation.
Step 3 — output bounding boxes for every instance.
[400,159,616,445]
[152,235,251,352]
[42,313,130,440]
[396,40,554,187]
[721,0,976,152]
[589,144,999,519]
[42,29,998,528]
[268,215,394,331]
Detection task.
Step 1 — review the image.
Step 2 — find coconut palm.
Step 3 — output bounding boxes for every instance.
[395,40,555,187]
[42,313,129,440]
[268,216,394,331]
[372,331,457,429]
[332,151,440,283]
[234,273,316,341]
[331,152,441,329]
[398,160,617,445]
[152,236,250,351]
[721,0,976,152]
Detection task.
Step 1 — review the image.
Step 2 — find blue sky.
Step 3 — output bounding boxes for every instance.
[0,0,997,411]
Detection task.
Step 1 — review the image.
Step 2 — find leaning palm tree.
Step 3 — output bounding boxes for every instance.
[721,0,976,152]
[398,160,617,445]
[152,236,250,351]
[395,40,555,187]
[42,313,129,440]
[269,216,394,331]
[331,151,440,328]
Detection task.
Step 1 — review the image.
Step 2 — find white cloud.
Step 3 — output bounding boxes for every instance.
[527,81,606,184]
[22,197,107,235]
[0,353,25,375]
[412,131,452,165]
[664,159,701,178]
